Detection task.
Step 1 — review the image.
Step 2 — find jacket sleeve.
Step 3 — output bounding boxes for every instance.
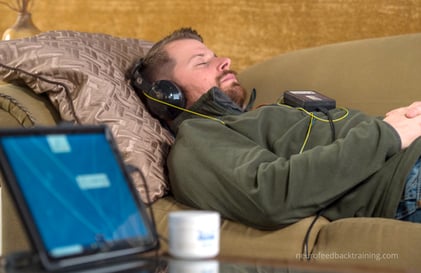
[167,111,402,229]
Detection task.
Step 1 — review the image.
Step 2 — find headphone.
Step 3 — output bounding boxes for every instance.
[130,58,186,120]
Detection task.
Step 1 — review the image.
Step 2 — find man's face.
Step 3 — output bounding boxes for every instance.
[165,39,247,108]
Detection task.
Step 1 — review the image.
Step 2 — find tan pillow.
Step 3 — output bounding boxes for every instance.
[0,30,174,203]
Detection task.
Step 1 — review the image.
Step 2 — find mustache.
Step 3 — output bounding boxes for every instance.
[216,70,238,83]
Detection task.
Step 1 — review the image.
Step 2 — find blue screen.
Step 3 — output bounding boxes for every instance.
[1,132,151,258]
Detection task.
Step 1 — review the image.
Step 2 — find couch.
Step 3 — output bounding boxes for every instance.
[1,31,421,271]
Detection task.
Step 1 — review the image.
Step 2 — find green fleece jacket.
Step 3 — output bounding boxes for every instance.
[167,88,421,230]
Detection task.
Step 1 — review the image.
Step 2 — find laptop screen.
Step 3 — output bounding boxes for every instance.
[0,125,158,270]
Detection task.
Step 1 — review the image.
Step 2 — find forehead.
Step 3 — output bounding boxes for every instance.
[165,39,212,64]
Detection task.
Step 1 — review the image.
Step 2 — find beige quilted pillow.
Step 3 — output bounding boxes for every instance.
[0,30,174,203]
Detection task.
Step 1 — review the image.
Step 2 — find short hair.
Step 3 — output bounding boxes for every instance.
[141,28,203,83]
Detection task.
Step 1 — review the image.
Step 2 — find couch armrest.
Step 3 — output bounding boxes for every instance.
[0,81,60,128]
[0,81,60,256]
[1,176,31,256]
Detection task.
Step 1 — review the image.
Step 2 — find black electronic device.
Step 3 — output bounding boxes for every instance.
[130,59,186,120]
[0,125,160,272]
[283,90,336,111]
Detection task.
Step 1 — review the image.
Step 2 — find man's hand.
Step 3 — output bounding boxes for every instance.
[384,102,421,149]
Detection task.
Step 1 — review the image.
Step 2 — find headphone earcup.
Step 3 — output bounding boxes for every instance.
[129,60,186,120]
[145,80,186,120]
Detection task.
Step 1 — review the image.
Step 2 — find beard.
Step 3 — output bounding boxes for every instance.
[217,70,248,108]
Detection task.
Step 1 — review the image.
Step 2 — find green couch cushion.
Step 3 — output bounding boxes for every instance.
[152,196,330,261]
[313,217,421,270]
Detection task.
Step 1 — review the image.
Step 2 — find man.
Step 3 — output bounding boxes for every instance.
[131,27,421,229]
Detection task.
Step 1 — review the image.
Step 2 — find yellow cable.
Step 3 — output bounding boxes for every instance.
[142,92,225,125]
[276,101,349,122]
[296,107,349,122]
[142,93,347,153]
[276,101,349,153]
[296,107,348,153]
[300,114,314,154]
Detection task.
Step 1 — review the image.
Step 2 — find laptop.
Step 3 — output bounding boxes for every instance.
[0,125,161,272]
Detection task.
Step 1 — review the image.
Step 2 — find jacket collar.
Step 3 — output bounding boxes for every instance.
[169,87,256,134]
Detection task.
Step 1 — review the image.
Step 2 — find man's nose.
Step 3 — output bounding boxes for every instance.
[216,57,231,71]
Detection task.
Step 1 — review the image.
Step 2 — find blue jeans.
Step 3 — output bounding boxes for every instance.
[395,158,421,222]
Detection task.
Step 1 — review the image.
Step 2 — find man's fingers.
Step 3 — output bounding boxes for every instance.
[385,102,421,119]
[405,102,421,118]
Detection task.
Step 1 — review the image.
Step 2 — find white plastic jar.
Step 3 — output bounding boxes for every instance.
[168,211,220,259]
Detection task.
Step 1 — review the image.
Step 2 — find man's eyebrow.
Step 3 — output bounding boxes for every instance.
[189,53,204,59]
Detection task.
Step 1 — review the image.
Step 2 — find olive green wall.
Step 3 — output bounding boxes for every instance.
[1,0,421,71]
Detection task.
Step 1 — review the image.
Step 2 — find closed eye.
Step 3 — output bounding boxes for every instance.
[190,52,216,67]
